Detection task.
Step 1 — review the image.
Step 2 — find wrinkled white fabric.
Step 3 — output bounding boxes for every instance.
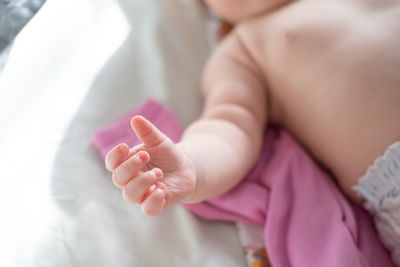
[0,0,247,266]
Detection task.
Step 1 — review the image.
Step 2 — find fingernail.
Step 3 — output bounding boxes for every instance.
[153,168,162,178]
[138,151,148,161]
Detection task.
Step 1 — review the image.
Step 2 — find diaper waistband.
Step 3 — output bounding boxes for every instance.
[353,142,400,211]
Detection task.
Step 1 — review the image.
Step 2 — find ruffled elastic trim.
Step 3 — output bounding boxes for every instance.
[353,142,400,212]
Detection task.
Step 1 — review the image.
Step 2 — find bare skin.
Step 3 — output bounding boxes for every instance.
[233,0,400,201]
[105,0,400,216]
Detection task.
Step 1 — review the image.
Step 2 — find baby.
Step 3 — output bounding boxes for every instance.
[105,0,400,263]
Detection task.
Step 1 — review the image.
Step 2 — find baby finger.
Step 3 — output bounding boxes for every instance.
[113,151,150,187]
[105,143,129,172]
[122,168,163,204]
[140,184,167,216]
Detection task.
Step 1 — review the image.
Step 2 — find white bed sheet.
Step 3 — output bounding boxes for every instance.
[0,0,246,266]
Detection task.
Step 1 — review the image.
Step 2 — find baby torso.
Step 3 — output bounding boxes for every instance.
[235,0,400,198]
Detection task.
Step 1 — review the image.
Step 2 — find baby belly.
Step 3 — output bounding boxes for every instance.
[239,0,400,200]
[261,1,400,191]
[278,85,400,201]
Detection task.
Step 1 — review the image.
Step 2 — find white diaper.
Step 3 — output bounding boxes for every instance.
[353,141,400,266]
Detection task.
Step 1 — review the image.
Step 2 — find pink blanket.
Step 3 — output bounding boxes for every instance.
[92,98,393,267]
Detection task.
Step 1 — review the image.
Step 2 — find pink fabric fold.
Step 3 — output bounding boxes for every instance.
[92,98,394,267]
[92,98,184,159]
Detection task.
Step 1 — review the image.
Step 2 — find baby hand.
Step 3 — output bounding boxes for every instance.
[105,116,196,216]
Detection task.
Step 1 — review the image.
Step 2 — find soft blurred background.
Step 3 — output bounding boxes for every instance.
[0,0,246,266]
[0,0,129,265]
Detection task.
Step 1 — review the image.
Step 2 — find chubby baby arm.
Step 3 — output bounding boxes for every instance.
[179,32,268,202]
[205,0,293,23]
[105,32,268,215]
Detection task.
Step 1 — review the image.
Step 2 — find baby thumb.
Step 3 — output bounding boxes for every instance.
[131,115,166,147]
